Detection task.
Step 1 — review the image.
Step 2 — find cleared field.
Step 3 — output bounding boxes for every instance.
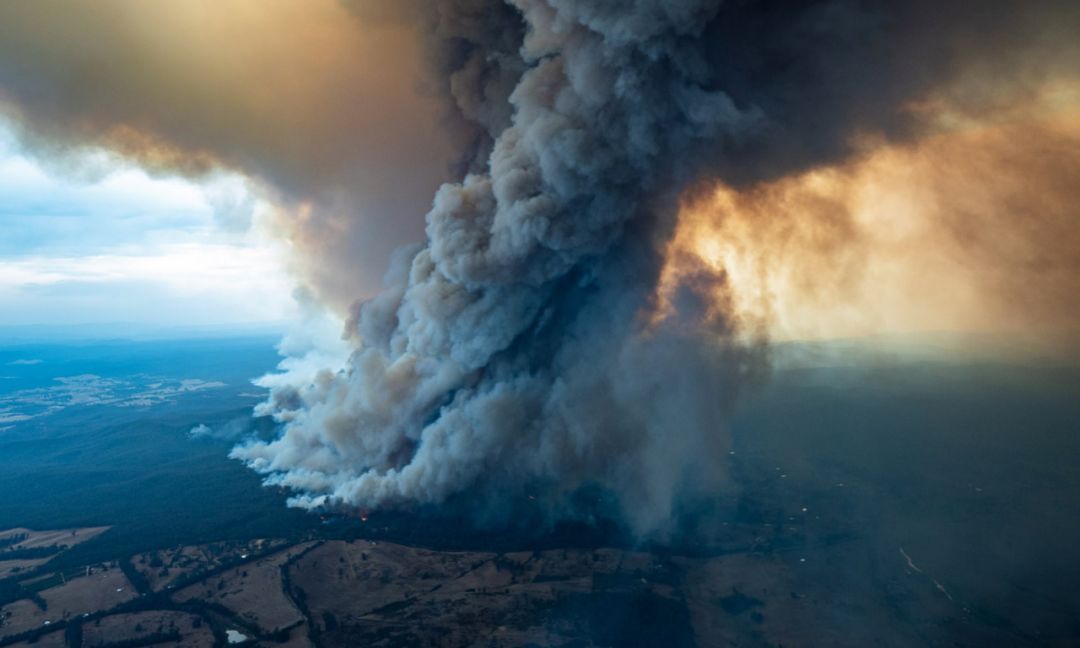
[287,540,690,647]
[173,542,315,634]
[289,540,495,621]
[0,527,110,553]
[39,566,134,619]
[0,559,49,580]
[0,599,47,637]
[0,526,113,583]
[133,538,291,592]
[6,629,65,647]
[80,610,213,647]
[0,566,134,638]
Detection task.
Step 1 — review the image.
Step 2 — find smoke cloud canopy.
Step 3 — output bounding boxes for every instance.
[1,0,1078,534]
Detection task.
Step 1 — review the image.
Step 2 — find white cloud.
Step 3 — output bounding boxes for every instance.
[0,116,300,327]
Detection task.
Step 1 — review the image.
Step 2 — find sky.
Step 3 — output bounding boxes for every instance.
[0,0,453,335]
[0,0,455,317]
[0,117,297,329]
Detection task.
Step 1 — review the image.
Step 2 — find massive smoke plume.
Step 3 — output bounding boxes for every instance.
[232,0,1080,533]
[235,0,771,533]
[1,1,1078,533]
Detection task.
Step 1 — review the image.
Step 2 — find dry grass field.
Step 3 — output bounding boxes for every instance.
[0,527,113,581]
[1,566,134,637]
[172,542,315,634]
[286,540,693,647]
[5,628,65,647]
[132,538,291,593]
[80,610,213,647]
[0,528,110,553]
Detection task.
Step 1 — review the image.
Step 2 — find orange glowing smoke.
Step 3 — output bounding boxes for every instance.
[656,88,1080,344]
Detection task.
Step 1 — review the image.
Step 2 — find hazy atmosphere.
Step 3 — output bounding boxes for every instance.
[0,1,1078,646]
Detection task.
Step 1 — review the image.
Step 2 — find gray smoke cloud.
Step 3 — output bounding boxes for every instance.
[0,0,457,307]
[232,0,1080,534]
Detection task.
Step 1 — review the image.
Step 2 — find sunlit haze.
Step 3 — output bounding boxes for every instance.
[0,118,297,329]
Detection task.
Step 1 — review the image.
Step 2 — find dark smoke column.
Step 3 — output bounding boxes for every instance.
[233,0,759,534]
